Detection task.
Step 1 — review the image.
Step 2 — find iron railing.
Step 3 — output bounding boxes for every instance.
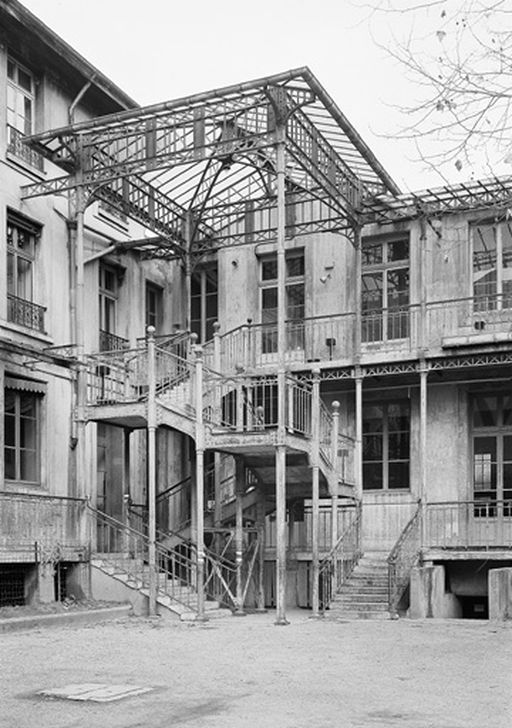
[7,125,44,171]
[387,506,421,616]
[99,329,129,352]
[318,503,362,611]
[7,293,45,333]
[425,500,512,550]
[205,293,512,372]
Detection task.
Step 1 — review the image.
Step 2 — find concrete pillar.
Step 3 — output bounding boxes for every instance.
[489,567,512,621]
[38,563,55,603]
[410,564,462,619]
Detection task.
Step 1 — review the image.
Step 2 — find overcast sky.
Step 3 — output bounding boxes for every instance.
[19,0,467,193]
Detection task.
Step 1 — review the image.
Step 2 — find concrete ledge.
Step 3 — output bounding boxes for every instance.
[0,604,132,633]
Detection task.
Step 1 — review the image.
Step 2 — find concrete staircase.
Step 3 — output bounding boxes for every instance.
[327,552,390,620]
[91,555,231,622]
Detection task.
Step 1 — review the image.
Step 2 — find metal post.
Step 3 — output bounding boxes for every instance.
[311,369,321,617]
[234,457,246,615]
[194,344,206,620]
[353,227,362,359]
[213,321,221,370]
[420,365,428,551]
[275,129,288,626]
[331,401,340,588]
[355,373,363,501]
[147,326,158,616]
[256,490,267,612]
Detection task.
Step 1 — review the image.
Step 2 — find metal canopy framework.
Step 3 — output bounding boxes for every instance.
[363,176,512,225]
[21,67,399,259]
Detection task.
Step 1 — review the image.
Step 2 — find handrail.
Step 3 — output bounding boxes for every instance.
[387,506,421,616]
[318,503,362,612]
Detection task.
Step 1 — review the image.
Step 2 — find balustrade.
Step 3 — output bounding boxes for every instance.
[7,125,44,171]
[7,293,45,333]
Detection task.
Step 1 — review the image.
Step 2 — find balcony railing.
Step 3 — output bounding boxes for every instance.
[99,329,129,352]
[0,491,87,554]
[426,500,512,550]
[6,125,44,172]
[7,293,46,333]
[210,294,512,372]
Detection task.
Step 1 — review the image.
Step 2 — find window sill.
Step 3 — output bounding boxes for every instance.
[0,319,53,344]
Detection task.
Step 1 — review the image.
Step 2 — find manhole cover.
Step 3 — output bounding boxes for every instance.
[38,683,154,703]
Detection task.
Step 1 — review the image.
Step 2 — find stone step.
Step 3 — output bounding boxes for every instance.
[328,609,390,620]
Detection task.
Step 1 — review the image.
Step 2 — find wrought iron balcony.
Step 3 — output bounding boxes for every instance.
[6,125,44,172]
[7,293,46,333]
[99,329,129,352]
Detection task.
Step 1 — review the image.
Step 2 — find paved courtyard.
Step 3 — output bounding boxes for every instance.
[0,611,510,728]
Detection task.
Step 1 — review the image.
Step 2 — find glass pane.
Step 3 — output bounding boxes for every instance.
[387,269,409,308]
[473,225,497,301]
[362,434,383,460]
[17,67,32,93]
[363,462,383,490]
[205,292,217,318]
[387,402,409,431]
[502,223,512,307]
[7,252,15,294]
[23,97,32,135]
[473,436,497,491]
[503,463,512,492]
[473,396,498,427]
[191,274,201,295]
[286,283,304,319]
[261,258,277,281]
[503,436,512,461]
[4,447,16,480]
[363,404,383,433]
[20,449,37,481]
[4,390,15,414]
[7,59,15,80]
[4,413,15,446]
[205,267,218,293]
[190,296,201,319]
[388,461,409,489]
[286,255,304,277]
[362,241,382,266]
[503,396,512,426]
[361,273,383,312]
[20,415,37,450]
[388,432,409,460]
[16,257,32,300]
[387,239,409,262]
[262,287,277,311]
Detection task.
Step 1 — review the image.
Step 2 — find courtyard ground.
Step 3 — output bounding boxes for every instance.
[0,610,510,728]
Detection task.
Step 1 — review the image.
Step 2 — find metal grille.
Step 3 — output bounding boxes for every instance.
[0,569,26,607]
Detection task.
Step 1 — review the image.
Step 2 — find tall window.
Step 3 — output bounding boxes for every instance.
[6,213,44,332]
[472,393,512,517]
[99,264,126,351]
[145,282,163,333]
[260,250,305,353]
[362,400,410,490]
[472,222,512,310]
[6,57,42,170]
[191,265,218,343]
[4,388,40,484]
[361,237,409,343]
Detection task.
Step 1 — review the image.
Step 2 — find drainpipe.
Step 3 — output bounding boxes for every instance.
[69,77,95,126]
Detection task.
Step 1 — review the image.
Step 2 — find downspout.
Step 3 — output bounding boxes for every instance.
[69,77,96,125]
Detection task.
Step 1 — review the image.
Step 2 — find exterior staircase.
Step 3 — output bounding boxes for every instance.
[91,555,229,621]
[327,551,390,620]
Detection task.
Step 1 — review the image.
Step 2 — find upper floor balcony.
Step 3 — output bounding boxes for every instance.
[7,293,45,334]
[99,329,129,352]
[6,125,44,172]
[206,293,512,373]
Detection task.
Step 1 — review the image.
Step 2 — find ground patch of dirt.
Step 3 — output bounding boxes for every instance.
[0,598,124,619]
